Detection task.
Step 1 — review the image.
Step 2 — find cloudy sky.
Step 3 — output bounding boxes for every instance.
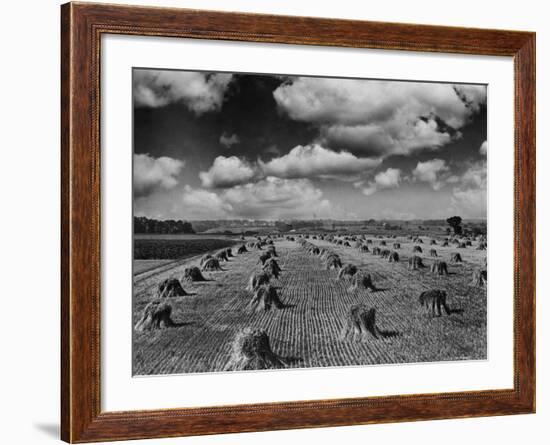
[133,69,487,221]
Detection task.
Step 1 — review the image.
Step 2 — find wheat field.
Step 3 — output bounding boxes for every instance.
[132,233,487,375]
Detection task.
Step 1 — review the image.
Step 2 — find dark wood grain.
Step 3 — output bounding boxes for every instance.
[60,2,536,443]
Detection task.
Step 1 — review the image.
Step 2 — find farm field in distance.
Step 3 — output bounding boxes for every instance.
[134,236,240,277]
[133,231,487,375]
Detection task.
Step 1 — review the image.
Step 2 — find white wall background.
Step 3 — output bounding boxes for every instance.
[0,0,545,444]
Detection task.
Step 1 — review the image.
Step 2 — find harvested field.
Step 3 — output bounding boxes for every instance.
[133,235,486,375]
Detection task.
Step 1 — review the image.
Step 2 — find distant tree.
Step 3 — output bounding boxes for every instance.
[446,216,463,235]
[445,227,451,235]
[181,221,195,233]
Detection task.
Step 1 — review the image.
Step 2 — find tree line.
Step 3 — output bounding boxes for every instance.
[134,216,195,234]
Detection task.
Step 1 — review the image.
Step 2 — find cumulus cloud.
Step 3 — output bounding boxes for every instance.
[321,117,454,157]
[181,185,234,218]
[412,159,449,190]
[182,177,338,220]
[479,140,487,155]
[133,70,233,114]
[450,160,487,218]
[219,132,240,148]
[451,187,487,218]
[199,144,381,188]
[446,175,460,184]
[274,77,485,128]
[460,160,487,189]
[222,177,332,219]
[199,156,258,188]
[359,167,402,196]
[374,168,402,188]
[260,144,381,179]
[134,153,184,197]
[273,78,485,156]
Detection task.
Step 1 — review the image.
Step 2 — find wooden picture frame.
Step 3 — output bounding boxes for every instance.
[61,2,535,442]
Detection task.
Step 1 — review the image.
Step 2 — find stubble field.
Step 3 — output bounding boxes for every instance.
[133,234,487,375]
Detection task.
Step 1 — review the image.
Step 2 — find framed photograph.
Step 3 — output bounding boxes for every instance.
[61,2,535,442]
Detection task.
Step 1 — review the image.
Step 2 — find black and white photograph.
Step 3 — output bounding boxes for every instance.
[132,68,488,375]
